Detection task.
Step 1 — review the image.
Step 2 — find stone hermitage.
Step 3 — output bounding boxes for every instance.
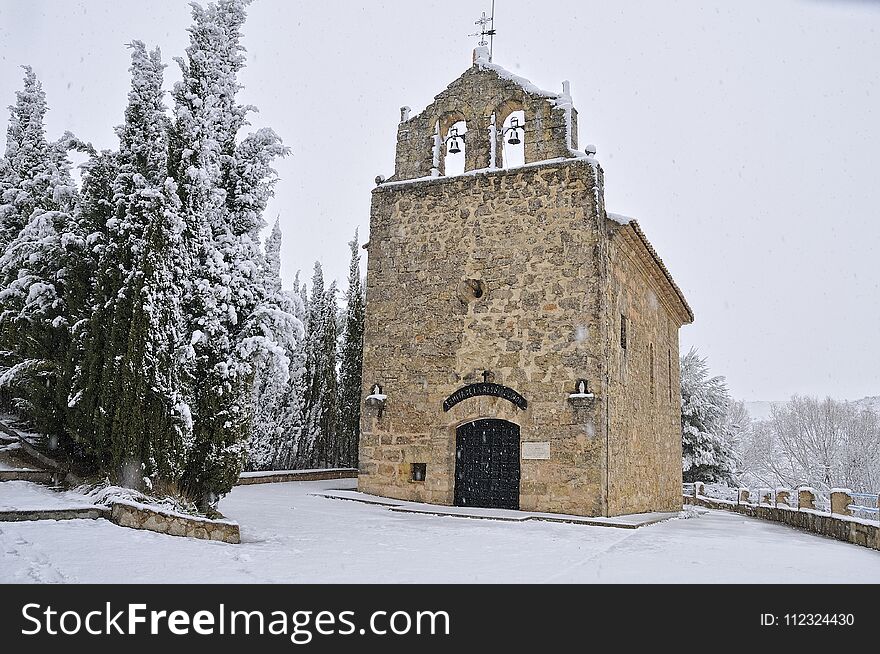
[358,47,693,517]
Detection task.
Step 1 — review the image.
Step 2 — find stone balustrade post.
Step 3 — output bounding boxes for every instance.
[738,488,750,504]
[831,489,853,517]
[797,487,816,510]
[775,489,791,508]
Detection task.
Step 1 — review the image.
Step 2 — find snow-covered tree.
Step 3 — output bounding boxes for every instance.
[67,42,191,488]
[61,149,118,443]
[338,231,365,468]
[271,270,308,469]
[244,218,304,470]
[740,396,880,493]
[680,348,738,484]
[0,67,70,249]
[299,263,340,468]
[170,0,288,504]
[0,67,81,437]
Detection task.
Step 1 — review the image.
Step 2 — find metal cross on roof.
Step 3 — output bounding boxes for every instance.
[469,2,497,61]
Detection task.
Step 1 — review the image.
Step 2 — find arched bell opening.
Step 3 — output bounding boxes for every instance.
[501,109,526,169]
[443,120,467,176]
[491,98,527,169]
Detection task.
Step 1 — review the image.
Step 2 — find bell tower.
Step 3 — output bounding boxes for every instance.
[390,46,580,182]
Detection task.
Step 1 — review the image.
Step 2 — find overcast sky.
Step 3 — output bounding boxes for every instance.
[1,0,878,402]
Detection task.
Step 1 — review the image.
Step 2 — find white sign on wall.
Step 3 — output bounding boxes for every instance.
[521,441,550,460]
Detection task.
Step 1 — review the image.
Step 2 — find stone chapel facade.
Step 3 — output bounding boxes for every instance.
[358,48,694,517]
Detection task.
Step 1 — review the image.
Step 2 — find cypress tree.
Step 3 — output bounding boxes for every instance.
[244,218,304,471]
[170,0,287,504]
[273,270,308,470]
[317,280,340,467]
[68,42,189,488]
[300,262,326,468]
[338,231,365,468]
[300,263,341,468]
[0,67,80,437]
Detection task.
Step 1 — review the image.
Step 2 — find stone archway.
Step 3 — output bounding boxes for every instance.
[453,418,521,510]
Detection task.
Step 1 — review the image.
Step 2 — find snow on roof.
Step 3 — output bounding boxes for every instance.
[607,212,633,226]
[473,47,561,100]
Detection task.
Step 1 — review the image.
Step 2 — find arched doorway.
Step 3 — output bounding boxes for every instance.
[454,419,520,509]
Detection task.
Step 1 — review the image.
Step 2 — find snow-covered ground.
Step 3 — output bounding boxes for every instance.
[1,479,878,583]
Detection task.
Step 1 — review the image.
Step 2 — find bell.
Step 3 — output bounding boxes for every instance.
[448,139,462,154]
[507,131,521,146]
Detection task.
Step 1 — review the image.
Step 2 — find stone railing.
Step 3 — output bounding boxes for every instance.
[683,483,880,551]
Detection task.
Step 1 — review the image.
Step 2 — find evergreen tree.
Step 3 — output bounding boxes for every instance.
[299,262,325,467]
[316,280,340,467]
[0,67,69,250]
[170,0,287,504]
[0,67,80,437]
[244,218,303,470]
[62,150,118,464]
[680,348,738,484]
[68,42,190,488]
[300,263,340,468]
[272,270,307,469]
[338,231,365,468]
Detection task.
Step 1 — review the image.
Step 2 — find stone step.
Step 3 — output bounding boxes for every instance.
[0,506,108,522]
[0,470,54,483]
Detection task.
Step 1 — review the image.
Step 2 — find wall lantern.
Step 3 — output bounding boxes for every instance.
[365,383,387,417]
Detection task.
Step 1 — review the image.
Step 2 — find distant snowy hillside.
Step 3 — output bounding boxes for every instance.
[744,396,880,421]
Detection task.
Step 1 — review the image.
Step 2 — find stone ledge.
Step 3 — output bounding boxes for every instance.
[236,468,358,486]
[0,506,109,522]
[108,501,240,544]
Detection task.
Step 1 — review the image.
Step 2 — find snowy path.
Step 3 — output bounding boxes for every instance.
[1,479,878,583]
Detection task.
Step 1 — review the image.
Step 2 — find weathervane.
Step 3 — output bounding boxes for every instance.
[469,1,497,61]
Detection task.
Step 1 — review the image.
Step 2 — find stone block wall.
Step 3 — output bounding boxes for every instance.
[604,224,686,515]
